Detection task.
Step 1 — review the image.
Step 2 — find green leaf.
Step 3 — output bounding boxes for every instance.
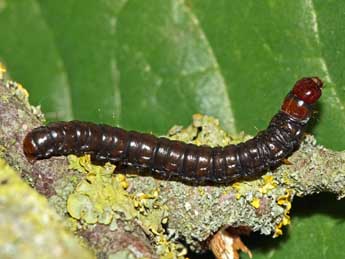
[0,0,73,120]
[1,1,345,258]
[243,194,345,259]
[187,0,345,150]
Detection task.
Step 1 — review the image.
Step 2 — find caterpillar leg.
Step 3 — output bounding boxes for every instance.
[282,159,293,165]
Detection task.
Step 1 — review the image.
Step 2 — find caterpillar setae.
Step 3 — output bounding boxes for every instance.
[23,77,323,183]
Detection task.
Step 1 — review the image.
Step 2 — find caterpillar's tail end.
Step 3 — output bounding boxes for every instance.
[23,133,38,164]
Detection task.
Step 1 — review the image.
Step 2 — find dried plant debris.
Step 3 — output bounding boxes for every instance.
[209,227,252,259]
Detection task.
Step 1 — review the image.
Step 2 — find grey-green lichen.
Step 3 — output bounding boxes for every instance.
[66,155,186,259]
[0,158,94,259]
[108,250,136,259]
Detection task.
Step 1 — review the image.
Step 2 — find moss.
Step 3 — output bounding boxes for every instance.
[0,158,94,259]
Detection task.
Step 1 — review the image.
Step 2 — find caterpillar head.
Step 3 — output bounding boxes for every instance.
[292,77,323,105]
[281,77,323,121]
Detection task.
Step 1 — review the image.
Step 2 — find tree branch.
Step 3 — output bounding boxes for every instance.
[1,77,345,258]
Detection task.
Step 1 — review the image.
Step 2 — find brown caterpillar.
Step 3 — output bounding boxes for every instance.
[23,77,323,183]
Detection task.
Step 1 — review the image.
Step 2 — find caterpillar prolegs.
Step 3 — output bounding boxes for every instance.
[23,77,323,183]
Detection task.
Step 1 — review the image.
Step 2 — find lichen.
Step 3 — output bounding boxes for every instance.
[0,63,6,80]
[273,189,293,237]
[108,250,137,259]
[66,155,137,224]
[250,198,260,209]
[0,158,94,259]
[129,114,307,251]
[66,155,185,259]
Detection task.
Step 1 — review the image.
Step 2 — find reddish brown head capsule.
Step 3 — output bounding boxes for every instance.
[292,77,323,104]
[281,77,323,121]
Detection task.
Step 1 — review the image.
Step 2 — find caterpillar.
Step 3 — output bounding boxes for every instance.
[23,77,323,183]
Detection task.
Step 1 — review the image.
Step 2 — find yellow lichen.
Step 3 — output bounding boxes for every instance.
[15,82,29,98]
[231,182,243,200]
[133,188,169,235]
[155,233,188,259]
[231,172,278,202]
[66,155,187,258]
[169,114,232,148]
[273,189,293,237]
[231,182,254,200]
[116,173,129,189]
[198,186,206,196]
[66,155,138,224]
[0,63,6,80]
[232,182,241,191]
[134,189,160,214]
[0,158,93,259]
[282,171,293,185]
[250,198,260,209]
[259,175,278,194]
